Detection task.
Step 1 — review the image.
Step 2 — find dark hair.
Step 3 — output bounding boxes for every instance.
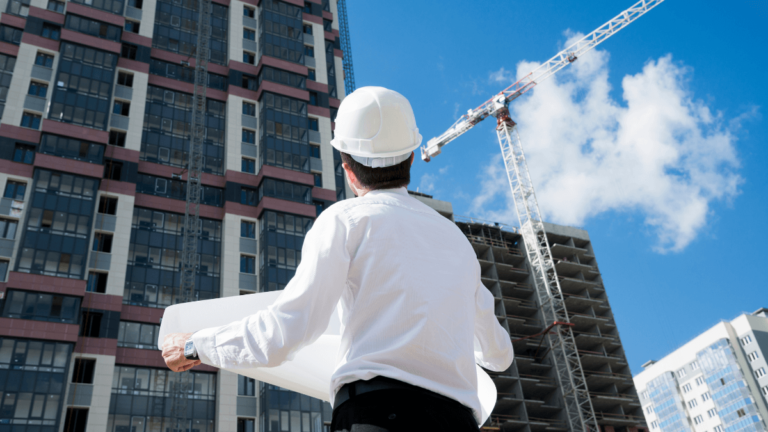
[340,152,412,191]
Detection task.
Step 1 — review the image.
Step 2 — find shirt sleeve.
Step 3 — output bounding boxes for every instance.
[473,271,514,371]
[191,209,352,369]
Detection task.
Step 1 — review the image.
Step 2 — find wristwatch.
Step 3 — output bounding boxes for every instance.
[184,337,199,360]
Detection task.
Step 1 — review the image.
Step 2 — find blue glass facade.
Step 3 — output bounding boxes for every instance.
[648,372,692,432]
[697,339,764,432]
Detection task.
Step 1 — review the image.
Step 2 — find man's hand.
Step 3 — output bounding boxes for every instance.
[162,332,201,372]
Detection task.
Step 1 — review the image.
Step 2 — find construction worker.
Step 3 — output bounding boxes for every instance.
[162,86,514,431]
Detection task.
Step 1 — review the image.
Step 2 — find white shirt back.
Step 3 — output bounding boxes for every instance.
[192,188,513,423]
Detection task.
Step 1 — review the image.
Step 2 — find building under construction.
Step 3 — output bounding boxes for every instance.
[410,191,648,432]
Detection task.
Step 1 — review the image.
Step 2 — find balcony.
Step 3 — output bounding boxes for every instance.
[89,251,111,271]
[594,412,647,427]
[304,56,316,68]
[125,5,142,20]
[582,369,633,387]
[303,32,314,46]
[0,198,23,218]
[309,129,321,144]
[241,142,257,158]
[115,84,133,100]
[242,114,257,129]
[31,65,52,81]
[310,157,322,173]
[110,113,130,131]
[243,39,257,53]
[23,95,47,113]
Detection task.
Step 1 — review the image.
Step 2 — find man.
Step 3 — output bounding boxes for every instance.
[163,87,513,431]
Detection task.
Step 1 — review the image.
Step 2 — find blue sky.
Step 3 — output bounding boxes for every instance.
[345,0,768,373]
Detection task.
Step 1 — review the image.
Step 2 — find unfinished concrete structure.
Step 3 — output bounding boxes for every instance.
[410,191,647,432]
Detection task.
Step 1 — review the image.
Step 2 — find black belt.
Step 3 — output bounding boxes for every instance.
[333,376,472,415]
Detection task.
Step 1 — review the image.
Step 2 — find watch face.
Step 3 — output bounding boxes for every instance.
[185,339,195,356]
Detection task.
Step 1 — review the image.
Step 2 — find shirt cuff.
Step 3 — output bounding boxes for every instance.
[191,327,221,367]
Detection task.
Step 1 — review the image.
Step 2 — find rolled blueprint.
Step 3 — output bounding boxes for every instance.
[158,291,497,424]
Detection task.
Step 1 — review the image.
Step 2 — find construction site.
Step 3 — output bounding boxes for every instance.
[0,0,764,431]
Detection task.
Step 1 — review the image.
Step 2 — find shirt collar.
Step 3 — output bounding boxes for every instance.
[364,187,409,198]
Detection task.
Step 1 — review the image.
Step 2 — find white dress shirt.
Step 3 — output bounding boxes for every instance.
[191,187,513,422]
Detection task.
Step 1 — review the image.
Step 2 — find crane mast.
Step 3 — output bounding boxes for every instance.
[423,1,664,431]
[172,0,211,427]
[337,0,356,95]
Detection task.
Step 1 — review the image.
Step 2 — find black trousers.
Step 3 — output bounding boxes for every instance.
[331,387,479,432]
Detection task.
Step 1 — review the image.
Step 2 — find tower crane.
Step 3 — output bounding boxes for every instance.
[422,1,664,431]
[171,0,212,427]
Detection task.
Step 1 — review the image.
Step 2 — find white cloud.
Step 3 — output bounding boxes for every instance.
[419,172,437,194]
[489,66,513,83]
[471,36,743,253]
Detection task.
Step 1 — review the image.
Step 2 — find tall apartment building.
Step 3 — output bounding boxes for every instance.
[0,0,350,432]
[409,191,648,432]
[633,309,768,432]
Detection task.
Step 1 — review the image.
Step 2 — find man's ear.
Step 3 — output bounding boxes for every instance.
[342,162,356,184]
[409,152,415,166]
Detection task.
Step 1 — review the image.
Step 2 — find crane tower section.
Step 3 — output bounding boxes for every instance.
[337,0,356,95]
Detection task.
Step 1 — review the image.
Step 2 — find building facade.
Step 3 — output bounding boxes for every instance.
[409,191,648,432]
[633,309,768,432]
[0,0,349,432]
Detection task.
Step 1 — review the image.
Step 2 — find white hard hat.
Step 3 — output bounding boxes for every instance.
[331,86,422,168]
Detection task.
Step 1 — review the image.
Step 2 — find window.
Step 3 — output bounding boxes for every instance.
[4,181,26,200]
[645,405,653,414]
[240,255,255,274]
[314,200,324,216]
[237,375,255,395]
[714,426,723,432]
[707,408,716,418]
[242,129,255,144]
[0,219,18,239]
[240,187,257,206]
[2,290,81,322]
[21,112,41,129]
[237,418,254,432]
[243,5,254,17]
[737,408,746,417]
[28,81,48,97]
[702,392,710,402]
[307,68,315,81]
[756,367,766,378]
[72,358,96,383]
[682,383,692,393]
[241,157,255,174]
[243,51,255,65]
[125,20,140,33]
[650,421,657,429]
[243,28,255,40]
[98,196,118,215]
[691,361,699,370]
[693,415,703,425]
[79,311,102,337]
[117,72,134,87]
[695,376,705,386]
[104,160,123,180]
[113,100,130,116]
[117,321,160,349]
[323,19,332,32]
[304,45,314,57]
[303,2,311,13]
[86,271,108,293]
[93,233,113,253]
[35,52,54,67]
[121,43,138,59]
[128,0,142,8]
[303,24,312,35]
[109,130,126,147]
[310,145,321,158]
[309,118,319,131]
[65,15,121,41]
[241,75,257,90]
[42,23,61,40]
[313,173,322,187]
[63,408,88,432]
[47,0,64,12]
[0,260,7,281]
[241,221,256,239]
[747,351,760,362]
[762,385,768,396]
[688,398,698,409]
[741,335,753,346]
[677,368,686,378]
[0,25,23,44]
[13,143,35,164]
[243,102,256,116]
